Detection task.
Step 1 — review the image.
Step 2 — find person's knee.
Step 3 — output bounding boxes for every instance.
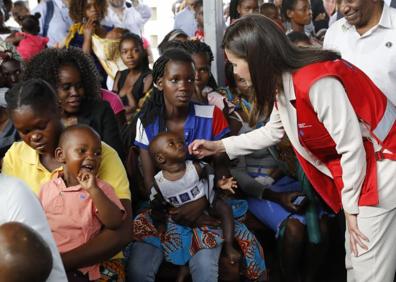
[189,247,221,281]
[126,242,163,282]
[284,218,305,243]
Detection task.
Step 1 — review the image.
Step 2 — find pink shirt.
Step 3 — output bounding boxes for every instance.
[100,88,125,115]
[39,176,125,280]
[15,32,48,61]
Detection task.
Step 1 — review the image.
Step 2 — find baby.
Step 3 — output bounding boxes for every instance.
[39,124,125,281]
[148,132,241,268]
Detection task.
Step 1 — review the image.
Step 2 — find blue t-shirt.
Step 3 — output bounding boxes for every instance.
[135,103,229,153]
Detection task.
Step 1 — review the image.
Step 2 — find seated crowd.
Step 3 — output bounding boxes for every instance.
[0,0,395,282]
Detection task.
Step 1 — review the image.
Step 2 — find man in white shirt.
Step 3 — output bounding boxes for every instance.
[0,174,67,282]
[323,0,396,105]
[33,0,73,47]
[174,0,198,37]
[102,0,149,36]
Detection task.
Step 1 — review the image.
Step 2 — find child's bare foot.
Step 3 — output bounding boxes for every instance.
[176,265,190,282]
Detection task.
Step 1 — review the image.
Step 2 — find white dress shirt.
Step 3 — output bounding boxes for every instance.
[174,7,197,37]
[323,4,396,106]
[133,2,152,24]
[0,175,67,282]
[102,5,144,36]
[222,73,396,216]
[33,0,73,47]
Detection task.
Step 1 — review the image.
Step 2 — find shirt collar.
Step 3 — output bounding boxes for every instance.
[20,142,41,165]
[52,175,83,192]
[341,4,393,33]
[20,142,63,172]
[282,72,296,101]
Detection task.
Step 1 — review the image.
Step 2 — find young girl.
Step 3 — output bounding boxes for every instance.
[130,49,266,282]
[281,0,314,37]
[65,0,128,87]
[181,40,234,114]
[14,13,48,61]
[39,124,125,281]
[148,131,240,277]
[229,0,259,23]
[112,33,152,122]
[3,79,131,280]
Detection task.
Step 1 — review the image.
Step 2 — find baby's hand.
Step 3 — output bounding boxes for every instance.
[224,244,241,265]
[217,176,238,194]
[77,171,98,192]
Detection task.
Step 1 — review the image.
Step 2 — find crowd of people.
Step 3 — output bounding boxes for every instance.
[0,0,395,281]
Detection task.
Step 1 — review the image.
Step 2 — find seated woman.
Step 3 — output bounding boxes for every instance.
[128,48,266,282]
[222,61,329,282]
[23,47,125,159]
[3,79,132,281]
[64,0,127,87]
[112,33,152,123]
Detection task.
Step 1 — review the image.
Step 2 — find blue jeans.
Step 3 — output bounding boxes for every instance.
[127,241,222,282]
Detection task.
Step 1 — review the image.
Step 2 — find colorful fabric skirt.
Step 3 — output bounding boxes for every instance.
[133,200,266,280]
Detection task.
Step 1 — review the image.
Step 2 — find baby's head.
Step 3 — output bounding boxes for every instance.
[0,222,52,282]
[21,13,41,35]
[149,132,186,169]
[55,125,102,182]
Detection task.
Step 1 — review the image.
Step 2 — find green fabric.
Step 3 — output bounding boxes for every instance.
[297,162,321,244]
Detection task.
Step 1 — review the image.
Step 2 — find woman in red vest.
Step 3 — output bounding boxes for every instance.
[189,15,396,282]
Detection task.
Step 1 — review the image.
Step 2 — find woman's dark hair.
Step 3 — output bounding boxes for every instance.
[224,61,237,89]
[281,0,298,20]
[69,0,107,23]
[158,29,189,54]
[23,47,101,101]
[119,32,149,72]
[222,15,340,117]
[137,48,194,132]
[5,78,58,114]
[21,13,40,35]
[180,40,217,89]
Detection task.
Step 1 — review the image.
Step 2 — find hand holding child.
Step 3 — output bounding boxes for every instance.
[217,176,238,194]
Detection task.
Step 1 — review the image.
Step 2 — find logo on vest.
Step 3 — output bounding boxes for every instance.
[298,123,312,129]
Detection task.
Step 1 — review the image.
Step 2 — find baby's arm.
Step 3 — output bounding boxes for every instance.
[211,198,241,264]
[150,185,169,232]
[77,172,123,230]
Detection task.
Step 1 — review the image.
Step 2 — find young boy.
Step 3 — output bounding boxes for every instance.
[148,131,241,266]
[39,124,125,281]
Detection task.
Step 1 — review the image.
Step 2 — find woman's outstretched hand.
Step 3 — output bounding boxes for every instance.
[188,140,225,159]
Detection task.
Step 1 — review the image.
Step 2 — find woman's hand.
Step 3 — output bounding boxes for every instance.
[188,139,225,159]
[345,212,369,257]
[278,192,307,214]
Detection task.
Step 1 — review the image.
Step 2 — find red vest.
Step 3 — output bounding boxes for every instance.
[291,59,396,213]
